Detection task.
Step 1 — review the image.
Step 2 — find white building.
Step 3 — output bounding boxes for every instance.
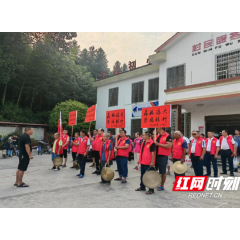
[94,32,240,137]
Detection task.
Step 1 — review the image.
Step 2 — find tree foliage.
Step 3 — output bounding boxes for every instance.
[49,100,94,134]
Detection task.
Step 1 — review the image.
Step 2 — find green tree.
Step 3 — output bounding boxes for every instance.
[49,100,94,134]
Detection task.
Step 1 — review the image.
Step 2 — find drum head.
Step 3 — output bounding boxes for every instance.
[142,170,161,189]
[101,167,114,181]
[53,157,63,166]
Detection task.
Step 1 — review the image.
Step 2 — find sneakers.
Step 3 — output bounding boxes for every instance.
[50,166,56,170]
[55,167,60,171]
[89,163,96,167]
[92,170,98,174]
[62,164,67,168]
[70,166,75,168]
[79,175,84,178]
[133,166,137,169]
[76,174,81,177]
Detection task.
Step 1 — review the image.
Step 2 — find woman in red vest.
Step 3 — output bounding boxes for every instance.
[88,129,98,168]
[61,130,70,168]
[99,133,114,185]
[51,133,63,171]
[70,132,80,170]
[76,130,90,178]
[114,129,130,183]
[171,131,188,178]
[154,127,172,191]
[189,131,206,176]
[205,131,220,177]
[91,128,104,175]
[135,131,155,195]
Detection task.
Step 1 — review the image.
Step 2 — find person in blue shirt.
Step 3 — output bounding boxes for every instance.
[99,133,113,185]
[234,130,240,156]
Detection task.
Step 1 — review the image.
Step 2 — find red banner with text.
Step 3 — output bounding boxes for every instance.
[141,105,171,128]
[85,105,96,123]
[68,111,78,126]
[106,109,125,128]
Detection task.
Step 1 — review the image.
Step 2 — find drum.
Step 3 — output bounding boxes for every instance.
[142,169,161,189]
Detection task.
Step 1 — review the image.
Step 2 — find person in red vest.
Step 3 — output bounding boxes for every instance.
[114,128,124,172]
[61,130,70,167]
[99,133,114,185]
[189,130,206,176]
[171,131,188,178]
[91,128,104,175]
[70,132,80,170]
[88,129,98,168]
[114,129,130,183]
[205,131,220,177]
[218,130,237,176]
[135,131,155,195]
[51,133,63,171]
[154,127,172,191]
[76,129,90,178]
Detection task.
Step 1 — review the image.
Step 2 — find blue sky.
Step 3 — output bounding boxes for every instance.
[75,32,175,69]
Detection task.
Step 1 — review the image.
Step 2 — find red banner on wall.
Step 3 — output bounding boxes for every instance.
[106,109,125,128]
[141,105,171,128]
[85,105,96,123]
[68,111,78,126]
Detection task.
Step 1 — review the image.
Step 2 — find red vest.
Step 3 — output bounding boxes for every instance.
[115,134,120,146]
[99,140,114,161]
[53,139,63,155]
[62,134,69,150]
[91,135,97,151]
[156,132,171,156]
[219,136,234,152]
[172,137,185,159]
[190,136,204,156]
[205,137,218,155]
[139,139,154,165]
[72,137,80,153]
[117,136,129,157]
[94,134,103,151]
[78,136,89,154]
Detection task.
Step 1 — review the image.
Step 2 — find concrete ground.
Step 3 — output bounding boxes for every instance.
[0,152,240,208]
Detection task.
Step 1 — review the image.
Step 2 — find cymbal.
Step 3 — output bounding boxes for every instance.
[101,167,114,181]
[53,157,63,166]
[142,170,161,189]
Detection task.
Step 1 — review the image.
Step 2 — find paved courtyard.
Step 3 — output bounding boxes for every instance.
[0,152,240,208]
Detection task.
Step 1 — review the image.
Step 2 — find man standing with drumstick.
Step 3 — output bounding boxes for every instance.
[135,131,155,195]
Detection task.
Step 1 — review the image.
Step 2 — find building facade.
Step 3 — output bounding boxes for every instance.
[94,32,240,137]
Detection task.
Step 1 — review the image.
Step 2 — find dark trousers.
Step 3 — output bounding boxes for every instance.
[206,152,218,177]
[116,156,128,178]
[128,152,133,161]
[191,154,203,176]
[173,159,185,178]
[100,161,110,183]
[94,151,100,172]
[78,154,87,176]
[221,149,233,174]
[72,152,77,161]
[140,164,154,192]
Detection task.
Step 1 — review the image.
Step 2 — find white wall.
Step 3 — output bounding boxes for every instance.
[96,71,159,134]
[159,32,240,105]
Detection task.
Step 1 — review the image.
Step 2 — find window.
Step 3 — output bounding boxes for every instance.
[148,78,159,101]
[108,87,118,107]
[216,50,240,80]
[131,119,142,137]
[132,81,144,103]
[167,64,185,89]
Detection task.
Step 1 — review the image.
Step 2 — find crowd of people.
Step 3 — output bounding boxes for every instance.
[14,127,240,195]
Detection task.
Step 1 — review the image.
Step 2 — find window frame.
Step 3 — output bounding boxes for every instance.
[148,77,159,101]
[131,81,144,104]
[166,63,186,90]
[108,87,119,107]
[215,49,240,80]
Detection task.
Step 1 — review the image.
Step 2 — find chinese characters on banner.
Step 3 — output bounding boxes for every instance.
[106,109,125,128]
[85,105,96,123]
[68,111,77,126]
[141,105,171,128]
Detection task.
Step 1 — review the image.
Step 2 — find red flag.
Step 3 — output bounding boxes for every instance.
[58,112,63,139]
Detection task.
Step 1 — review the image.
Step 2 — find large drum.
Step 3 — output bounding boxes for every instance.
[142,169,161,189]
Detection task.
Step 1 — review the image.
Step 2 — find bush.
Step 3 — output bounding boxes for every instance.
[49,100,95,134]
